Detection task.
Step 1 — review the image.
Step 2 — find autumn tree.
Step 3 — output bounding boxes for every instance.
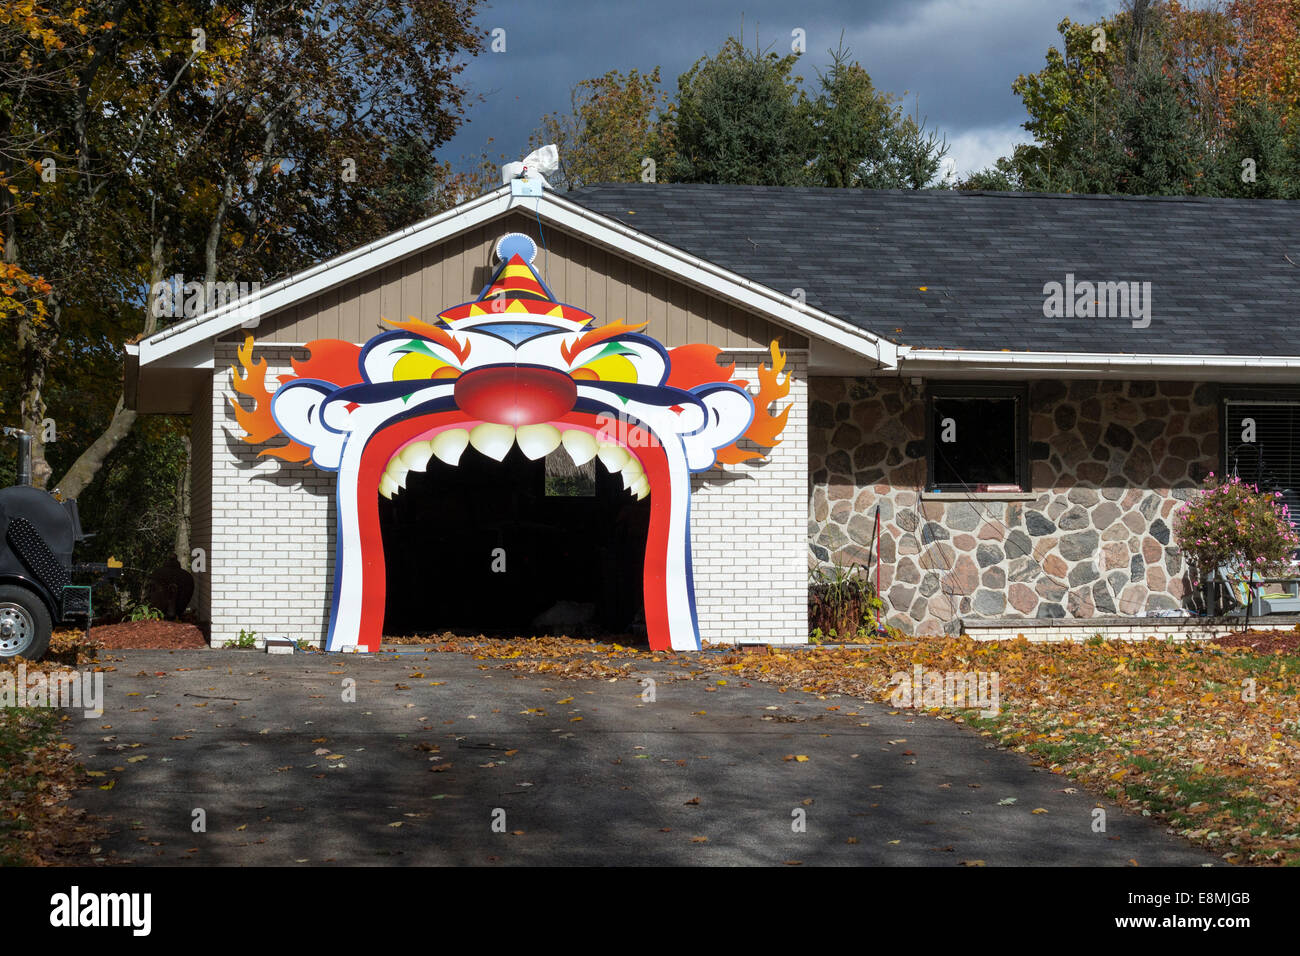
[2,0,484,506]
[1217,0,1300,128]
[532,68,671,190]
[984,0,1300,197]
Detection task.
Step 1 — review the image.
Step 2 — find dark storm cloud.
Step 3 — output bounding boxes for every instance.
[439,0,1121,177]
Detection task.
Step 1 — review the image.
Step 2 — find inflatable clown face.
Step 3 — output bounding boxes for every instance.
[232,233,789,652]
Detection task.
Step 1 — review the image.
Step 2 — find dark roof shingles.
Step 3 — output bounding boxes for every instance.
[565,184,1300,356]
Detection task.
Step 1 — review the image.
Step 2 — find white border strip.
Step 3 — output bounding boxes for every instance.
[898,346,1300,373]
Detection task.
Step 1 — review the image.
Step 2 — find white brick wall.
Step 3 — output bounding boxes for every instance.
[963,620,1234,643]
[690,350,808,646]
[210,340,334,648]
[207,341,810,649]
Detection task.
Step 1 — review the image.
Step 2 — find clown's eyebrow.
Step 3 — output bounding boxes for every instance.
[382,315,471,365]
[560,322,647,365]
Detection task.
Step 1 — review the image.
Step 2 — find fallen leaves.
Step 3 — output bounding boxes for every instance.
[709,632,1300,865]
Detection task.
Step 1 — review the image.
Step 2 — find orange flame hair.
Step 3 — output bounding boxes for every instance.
[230,335,311,462]
[714,341,791,465]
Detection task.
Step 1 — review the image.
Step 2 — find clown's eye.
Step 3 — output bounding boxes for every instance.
[571,342,637,383]
[393,339,461,381]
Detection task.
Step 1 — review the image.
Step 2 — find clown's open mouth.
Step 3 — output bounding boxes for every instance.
[354,402,671,643]
[375,411,654,637]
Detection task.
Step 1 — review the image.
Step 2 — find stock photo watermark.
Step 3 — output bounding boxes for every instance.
[1042,273,1153,329]
[888,664,1000,718]
[0,664,104,719]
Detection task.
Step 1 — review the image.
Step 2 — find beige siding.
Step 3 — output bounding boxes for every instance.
[242,212,808,350]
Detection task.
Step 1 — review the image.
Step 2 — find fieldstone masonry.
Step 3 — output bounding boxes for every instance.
[809,377,1218,635]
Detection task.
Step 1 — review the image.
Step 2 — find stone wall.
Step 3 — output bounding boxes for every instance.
[809,377,1218,635]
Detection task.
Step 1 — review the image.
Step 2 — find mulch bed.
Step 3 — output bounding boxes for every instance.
[1209,627,1300,654]
[87,620,208,650]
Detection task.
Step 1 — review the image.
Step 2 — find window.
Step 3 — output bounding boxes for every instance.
[927,384,1029,491]
[1223,396,1300,524]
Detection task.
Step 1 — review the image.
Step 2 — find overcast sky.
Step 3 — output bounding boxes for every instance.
[439,0,1121,182]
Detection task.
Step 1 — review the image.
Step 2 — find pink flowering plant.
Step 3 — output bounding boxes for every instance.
[1174,473,1300,593]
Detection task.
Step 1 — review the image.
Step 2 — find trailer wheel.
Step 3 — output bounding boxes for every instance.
[0,585,52,660]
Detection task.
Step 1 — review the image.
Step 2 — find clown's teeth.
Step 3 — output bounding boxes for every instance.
[430,429,469,466]
[516,424,561,460]
[399,441,434,472]
[596,442,629,473]
[631,475,650,500]
[387,460,410,490]
[561,430,598,466]
[378,474,399,499]
[620,457,644,489]
[469,423,515,461]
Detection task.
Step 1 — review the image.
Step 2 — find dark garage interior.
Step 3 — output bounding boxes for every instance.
[379,442,649,639]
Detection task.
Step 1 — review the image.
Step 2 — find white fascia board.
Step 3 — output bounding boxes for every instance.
[137,187,515,367]
[898,346,1300,376]
[523,192,898,368]
[151,340,214,370]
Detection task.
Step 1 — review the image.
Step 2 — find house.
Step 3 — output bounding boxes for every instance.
[124,182,1300,648]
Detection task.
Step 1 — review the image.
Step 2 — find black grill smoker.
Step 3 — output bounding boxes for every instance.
[0,427,116,659]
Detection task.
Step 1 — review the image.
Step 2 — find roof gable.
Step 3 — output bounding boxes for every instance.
[134,184,893,368]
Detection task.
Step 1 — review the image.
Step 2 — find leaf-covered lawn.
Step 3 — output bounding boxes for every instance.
[0,630,107,866]
[412,630,1300,865]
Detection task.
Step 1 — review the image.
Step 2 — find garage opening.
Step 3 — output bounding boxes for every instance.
[378,442,649,640]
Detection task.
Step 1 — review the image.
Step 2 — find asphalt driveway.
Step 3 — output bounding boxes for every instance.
[62,647,1218,866]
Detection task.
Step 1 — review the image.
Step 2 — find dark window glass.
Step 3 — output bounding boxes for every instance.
[1223,401,1299,523]
[930,396,1020,488]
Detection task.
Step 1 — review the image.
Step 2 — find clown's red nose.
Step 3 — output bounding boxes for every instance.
[454,366,577,427]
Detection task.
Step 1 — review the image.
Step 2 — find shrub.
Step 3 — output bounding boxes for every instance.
[1174,473,1299,597]
[128,604,163,622]
[809,562,888,640]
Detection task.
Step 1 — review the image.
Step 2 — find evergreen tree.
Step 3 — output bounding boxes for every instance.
[664,37,810,186]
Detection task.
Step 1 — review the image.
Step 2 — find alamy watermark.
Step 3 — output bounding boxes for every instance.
[889,664,1000,717]
[150,273,261,322]
[1042,273,1152,329]
[1,663,104,718]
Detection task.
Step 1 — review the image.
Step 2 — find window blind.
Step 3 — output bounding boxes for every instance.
[1223,400,1300,525]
